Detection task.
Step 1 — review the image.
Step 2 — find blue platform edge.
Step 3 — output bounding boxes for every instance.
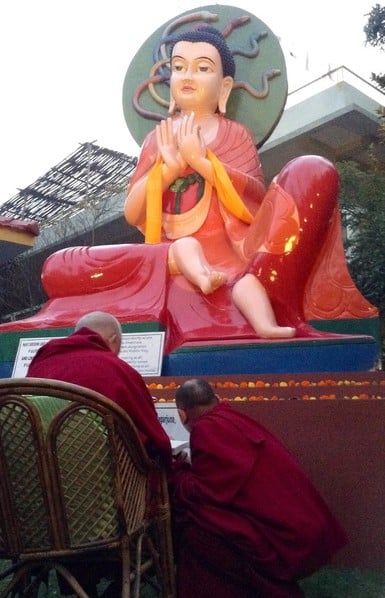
[161,316,381,376]
[0,318,381,378]
[161,336,380,376]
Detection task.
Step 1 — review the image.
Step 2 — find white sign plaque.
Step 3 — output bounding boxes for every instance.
[12,337,63,378]
[155,404,188,440]
[155,404,189,448]
[119,331,165,376]
[12,331,165,378]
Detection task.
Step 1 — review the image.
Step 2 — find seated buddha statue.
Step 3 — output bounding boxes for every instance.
[1,8,376,354]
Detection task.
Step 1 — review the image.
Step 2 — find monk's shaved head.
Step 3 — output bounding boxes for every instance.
[176,378,217,411]
[75,311,122,354]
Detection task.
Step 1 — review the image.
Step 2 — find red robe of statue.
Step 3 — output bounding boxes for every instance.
[169,403,347,598]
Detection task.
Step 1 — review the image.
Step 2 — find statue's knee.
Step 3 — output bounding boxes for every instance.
[274,155,339,212]
[276,155,338,191]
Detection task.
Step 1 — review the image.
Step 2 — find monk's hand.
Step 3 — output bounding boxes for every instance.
[177,113,206,170]
[156,117,186,177]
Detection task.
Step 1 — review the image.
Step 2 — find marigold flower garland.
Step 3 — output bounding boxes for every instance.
[147,375,385,402]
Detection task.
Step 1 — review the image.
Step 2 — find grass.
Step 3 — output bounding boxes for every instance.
[300,566,385,597]
[2,563,385,596]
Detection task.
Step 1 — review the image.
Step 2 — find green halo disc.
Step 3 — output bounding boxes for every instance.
[122,4,287,148]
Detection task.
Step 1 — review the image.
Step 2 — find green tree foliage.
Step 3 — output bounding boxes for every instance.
[364,4,385,181]
[335,4,385,352]
[364,3,385,90]
[337,160,385,317]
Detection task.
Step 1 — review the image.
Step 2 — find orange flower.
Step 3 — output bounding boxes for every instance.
[255,380,266,387]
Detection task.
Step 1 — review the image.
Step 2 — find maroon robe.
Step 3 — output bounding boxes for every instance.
[170,403,347,597]
[27,327,172,464]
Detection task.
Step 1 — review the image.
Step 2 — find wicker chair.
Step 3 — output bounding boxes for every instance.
[0,377,175,598]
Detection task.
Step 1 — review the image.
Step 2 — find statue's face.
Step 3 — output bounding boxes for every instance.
[170,41,224,113]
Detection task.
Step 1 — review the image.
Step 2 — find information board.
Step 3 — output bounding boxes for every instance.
[12,331,165,377]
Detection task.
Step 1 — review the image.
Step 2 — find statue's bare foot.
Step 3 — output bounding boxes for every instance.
[201,271,227,295]
[257,325,296,339]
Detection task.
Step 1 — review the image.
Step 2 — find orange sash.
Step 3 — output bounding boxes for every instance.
[145,151,253,243]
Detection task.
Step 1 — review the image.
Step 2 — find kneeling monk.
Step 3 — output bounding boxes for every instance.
[170,379,347,598]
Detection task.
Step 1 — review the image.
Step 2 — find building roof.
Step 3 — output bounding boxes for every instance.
[0,142,137,227]
[260,66,385,182]
[0,217,40,264]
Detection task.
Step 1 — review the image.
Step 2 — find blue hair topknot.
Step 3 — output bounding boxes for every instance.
[170,25,235,78]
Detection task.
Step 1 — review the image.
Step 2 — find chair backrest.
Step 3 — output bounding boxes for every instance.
[0,377,156,557]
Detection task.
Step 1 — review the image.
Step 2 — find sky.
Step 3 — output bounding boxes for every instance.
[0,0,383,207]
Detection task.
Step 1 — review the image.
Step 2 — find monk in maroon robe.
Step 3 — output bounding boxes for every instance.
[27,310,171,464]
[27,311,172,596]
[170,378,347,598]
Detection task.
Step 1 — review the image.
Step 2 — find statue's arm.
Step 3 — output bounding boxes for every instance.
[125,121,187,231]
[124,132,159,231]
[215,122,266,214]
[178,115,266,214]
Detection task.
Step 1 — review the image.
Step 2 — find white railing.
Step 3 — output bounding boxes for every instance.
[286,66,385,109]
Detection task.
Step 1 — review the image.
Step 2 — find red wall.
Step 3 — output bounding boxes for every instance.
[150,372,385,568]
